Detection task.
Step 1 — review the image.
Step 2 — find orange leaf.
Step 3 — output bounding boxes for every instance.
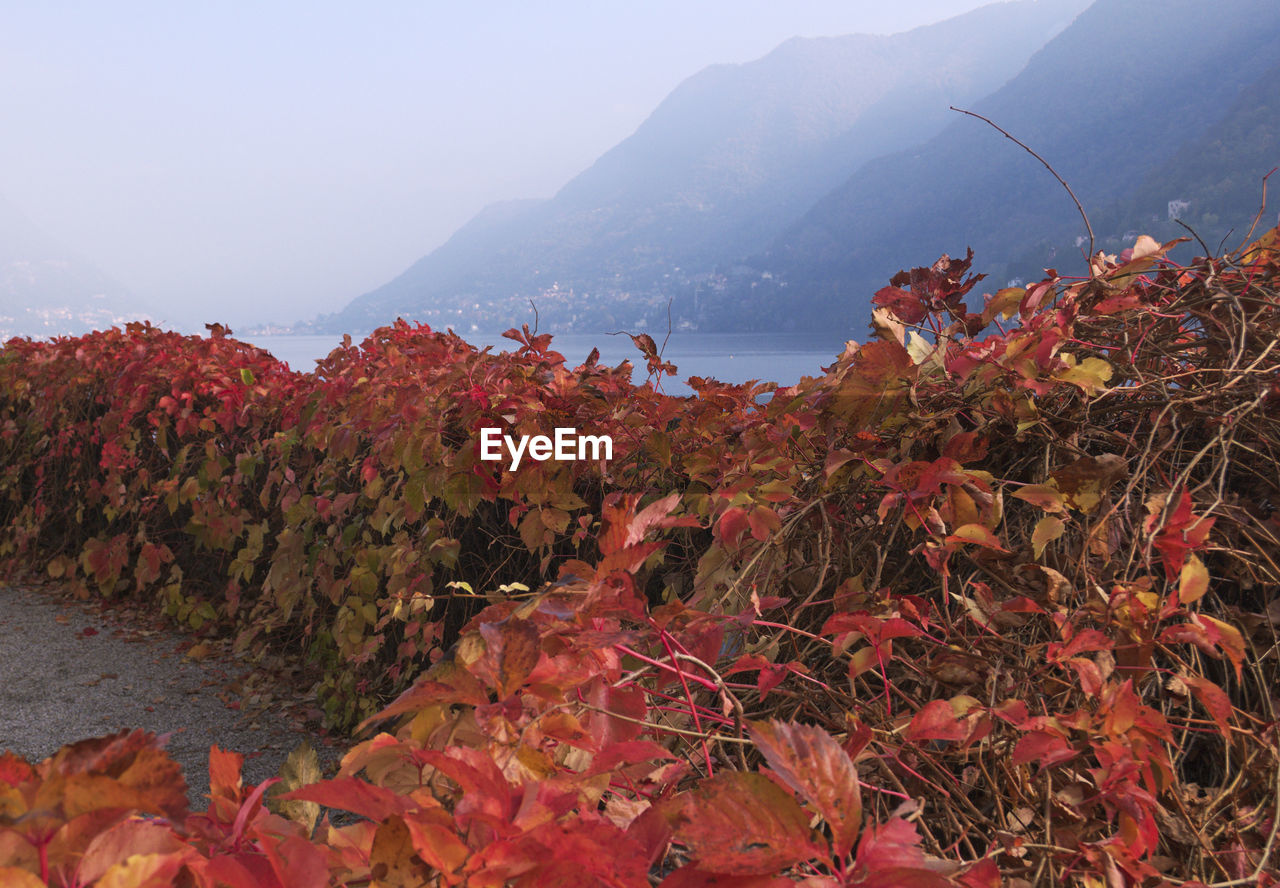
[369,816,435,887]
[75,820,188,886]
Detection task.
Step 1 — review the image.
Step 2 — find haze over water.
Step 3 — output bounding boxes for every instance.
[249,332,852,396]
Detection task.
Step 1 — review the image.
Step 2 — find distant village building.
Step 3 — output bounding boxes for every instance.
[1168,199,1191,221]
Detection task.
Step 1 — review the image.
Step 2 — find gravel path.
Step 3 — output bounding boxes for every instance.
[0,583,343,809]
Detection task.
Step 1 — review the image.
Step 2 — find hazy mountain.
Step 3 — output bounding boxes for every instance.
[1086,56,1280,257]
[724,0,1280,331]
[0,195,154,341]
[319,0,1089,334]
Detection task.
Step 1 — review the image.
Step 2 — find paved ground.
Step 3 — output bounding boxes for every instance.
[0,583,343,809]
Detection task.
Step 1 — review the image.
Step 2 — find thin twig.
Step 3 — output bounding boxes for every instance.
[950,106,1095,265]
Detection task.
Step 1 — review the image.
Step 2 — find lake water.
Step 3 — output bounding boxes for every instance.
[246,332,852,396]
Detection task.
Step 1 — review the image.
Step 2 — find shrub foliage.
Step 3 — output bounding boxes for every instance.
[2,230,1279,885]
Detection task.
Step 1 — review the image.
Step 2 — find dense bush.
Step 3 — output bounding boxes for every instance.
[2,229,1278,885]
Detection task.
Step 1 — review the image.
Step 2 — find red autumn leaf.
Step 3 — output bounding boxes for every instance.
[825,448,859,479]
[955,858,1002,888]
[941,431,987,464]
[584,679,648,749]
[821,612,923,645]
[873,285,929,325]
[478,616,541,699]
[850,869,955,888]
[1064,657,1104,696]
[625,492,698,547]
[282,777,415,822]
[1147,489,1216,578]
[1159,614,1245,680]
[663,772,825,875]
[905,699,969,743]
[1182,674,1234,738]
[747,720,863,859]
[756,662,790,700]
[583,740,677,776]
[0,751,35,788]
[1048,627,1113,662]
[661,868,796,888]
[851,816,931,877]
[726,654,793,701]
[747,505,781,541]
[1011,731,1077,767]
[715,506,752,548]
[1018,279,1054,320]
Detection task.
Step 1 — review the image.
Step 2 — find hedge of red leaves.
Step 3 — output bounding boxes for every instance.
[3,228,1280,885]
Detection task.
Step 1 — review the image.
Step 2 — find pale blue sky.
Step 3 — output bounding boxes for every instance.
[1,1,990,328]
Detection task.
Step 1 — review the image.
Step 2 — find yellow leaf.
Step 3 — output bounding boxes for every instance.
[1032,516,1066,558]
[1012,483,1066,513]
[267,740,322,834]
[849,646,880,679]
[982,286,1024,325]
[1179,554,1210,605]
[1056,354,1113,395]
[94,853,185,888]
[0,868,45,888]
[945,523,1008,551]
[184,642,212,661]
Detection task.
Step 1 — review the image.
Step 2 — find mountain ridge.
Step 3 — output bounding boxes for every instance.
[0,193,156,341]
[316,0,1090,334]
[721,0,1280,331]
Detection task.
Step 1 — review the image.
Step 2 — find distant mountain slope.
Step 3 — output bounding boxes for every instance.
[1089,56,1280,255]
[321,0,1088,334]
[0,195,153,340]
[726,0,1280,331]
